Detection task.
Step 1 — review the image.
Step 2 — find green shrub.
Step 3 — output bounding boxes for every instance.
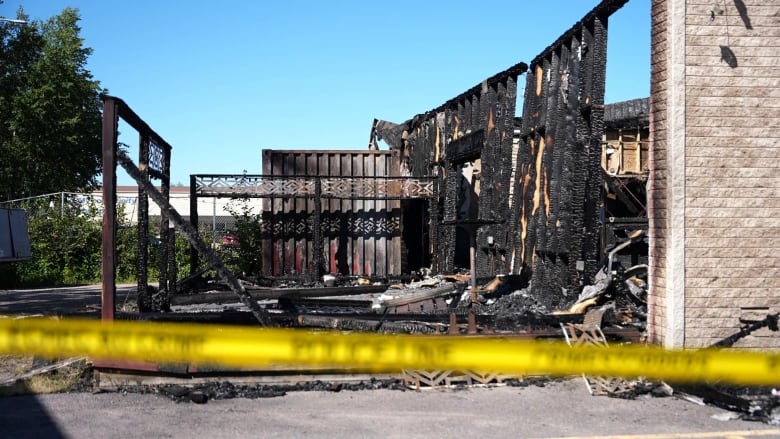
[223,198,263,277]
[8,197,103,287]
[0,195,193,288]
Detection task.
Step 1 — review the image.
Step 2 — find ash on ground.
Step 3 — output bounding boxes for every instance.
[116,378,407,404]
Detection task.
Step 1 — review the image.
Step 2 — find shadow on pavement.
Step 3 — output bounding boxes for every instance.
[0,393,65,438]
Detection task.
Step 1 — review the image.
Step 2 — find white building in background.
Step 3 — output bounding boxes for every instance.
[96,186,263,235]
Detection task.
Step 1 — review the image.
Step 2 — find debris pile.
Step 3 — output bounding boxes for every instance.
[674,384,780,424]
[130,232,780,425]
[167,237,650,338]
[117,378,407,404]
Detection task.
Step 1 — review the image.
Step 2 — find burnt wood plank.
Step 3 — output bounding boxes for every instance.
[365,153,376,277]
[353,154,364,275]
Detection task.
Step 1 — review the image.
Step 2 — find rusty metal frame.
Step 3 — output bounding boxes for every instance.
[101,96,274,327]
[118,152,272,325]
[101,95,173,320]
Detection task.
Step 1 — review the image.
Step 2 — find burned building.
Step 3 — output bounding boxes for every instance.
[369,60,528,281]
[600,98,649,271]
[369,0,631,311]
[192,0,636,301]
[98,0,779,354]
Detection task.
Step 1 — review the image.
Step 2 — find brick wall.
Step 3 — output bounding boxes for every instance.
[648,0,669,345]
[683,0,780,349]
[649,0,780,349]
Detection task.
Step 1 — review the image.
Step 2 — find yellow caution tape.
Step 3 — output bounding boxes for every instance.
[0,317,778,386]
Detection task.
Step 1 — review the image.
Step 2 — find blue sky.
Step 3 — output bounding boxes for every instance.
[3,0,650,186]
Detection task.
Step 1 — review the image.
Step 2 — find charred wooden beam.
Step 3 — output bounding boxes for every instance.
[546,48,565,293]
[445,129,484,163]
[380,284,459,308]
[279,297,374,311]
[369,118,405,150]
[296,314,438,334]
[528,0,629,70]
[170,284,389,306]
[581,16,609,279]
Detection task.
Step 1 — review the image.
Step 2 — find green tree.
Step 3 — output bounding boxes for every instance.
[0,5,104,201]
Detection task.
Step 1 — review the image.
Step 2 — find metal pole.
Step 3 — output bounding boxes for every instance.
[189,175,199,276]
[100,98,118,321]
[313,178,323,283]
[468,230,477,334]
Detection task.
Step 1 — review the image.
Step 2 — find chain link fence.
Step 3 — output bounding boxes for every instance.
[0,190,261,243]
[0,190,265,288]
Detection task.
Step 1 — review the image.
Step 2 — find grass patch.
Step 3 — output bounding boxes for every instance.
[0,355,91,397]
[24,365,86,394]
[0,354,33,377]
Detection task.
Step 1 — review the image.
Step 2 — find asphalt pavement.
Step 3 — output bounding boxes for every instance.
[0,284,136,316]
[2,379,779,438]
[2,286,779,438]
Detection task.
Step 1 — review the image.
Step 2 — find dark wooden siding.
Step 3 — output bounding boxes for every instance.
[508,0,625,309]
[261,150,401,278]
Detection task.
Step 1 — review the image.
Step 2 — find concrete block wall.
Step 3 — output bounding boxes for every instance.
[649,0,780,349]
[648,0,670,346]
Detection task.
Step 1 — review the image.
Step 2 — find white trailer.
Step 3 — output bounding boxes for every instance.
[0,208,31,262]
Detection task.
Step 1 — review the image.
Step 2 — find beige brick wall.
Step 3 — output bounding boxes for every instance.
[683,0,780,349]
[650,0,780,349]
[649,0,688,348]
[648,0,669,345]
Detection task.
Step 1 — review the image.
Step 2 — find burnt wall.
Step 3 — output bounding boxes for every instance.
[509,0,627,309]
[372,0,628,295]
[261,150,401,278]
[392,63,527,277]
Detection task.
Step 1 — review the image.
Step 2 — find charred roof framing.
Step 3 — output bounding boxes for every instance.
[370,61,528,277]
